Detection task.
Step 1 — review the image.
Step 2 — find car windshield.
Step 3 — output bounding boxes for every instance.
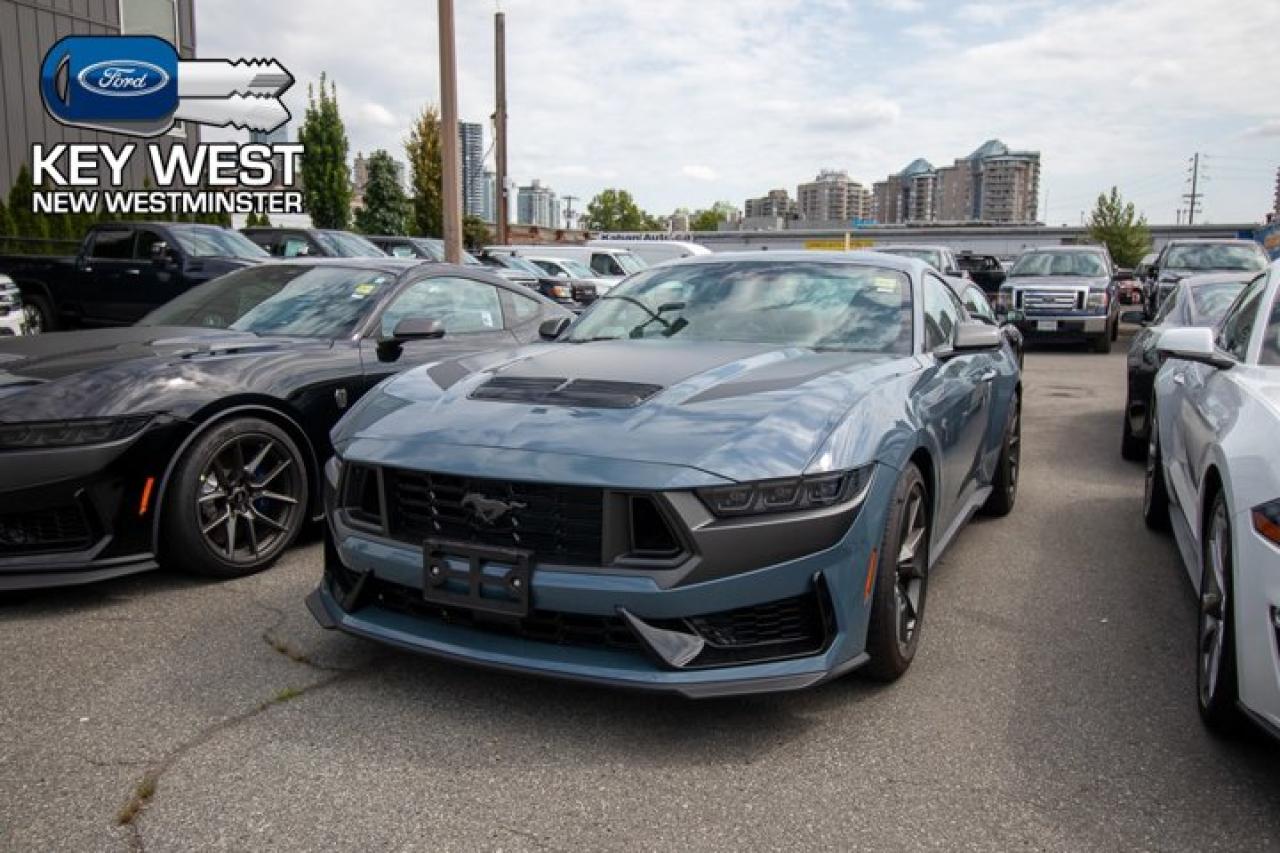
[1164,244,1267,271]
[1190,281,1248,322]
[166,226,268,259]
[313,231,387,257]
[503,256,546,275]
[615,252,647,274]
[413,238,482,265]
[1264,291,1280,367]
[536,258,595,278]
[877,247,942,270]
[567,260,913,353]
[1010,251,1108,277]
[140,265,395,337]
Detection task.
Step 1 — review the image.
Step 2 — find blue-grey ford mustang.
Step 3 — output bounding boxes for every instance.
[307,252,1022,697]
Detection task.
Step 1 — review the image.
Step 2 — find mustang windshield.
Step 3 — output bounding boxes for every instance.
[1010,251,1108,277]
[140,265,394,337]
[1165,244,1267,272]
[167,226,269,259]
[877,247,942,271]
[567,261,913,353]
[313,231,387,258]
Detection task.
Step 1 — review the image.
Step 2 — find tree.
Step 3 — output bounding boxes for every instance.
[584,189,652,231]
[259,212,273,227]
[1088,186,1150,268]
[405,105,444,237]
[354,150,409,235]
[297,74,352,229]
[462,215,491,252]
[7,165,48,252]
[0,198,12,253]
[688,209,720,231]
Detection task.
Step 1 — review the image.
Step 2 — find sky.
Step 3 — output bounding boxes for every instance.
[199,0,1280,226]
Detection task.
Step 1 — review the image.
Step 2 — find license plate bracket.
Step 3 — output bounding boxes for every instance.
[422,538,532,617]
[1036,320,1058,332]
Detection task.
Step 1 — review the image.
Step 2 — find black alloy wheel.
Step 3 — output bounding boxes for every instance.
[982,391,1020,517]
[165,417,309,578]
[864,463,930,681]
[1197,492,1244,734]
[1142,400,1170,531]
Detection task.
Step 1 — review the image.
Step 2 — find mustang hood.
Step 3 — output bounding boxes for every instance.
[338,339,915,482]
[0,326,331,419]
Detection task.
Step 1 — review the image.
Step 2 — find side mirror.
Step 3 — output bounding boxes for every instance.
[940,322,1002,359]
[150,240,170,264]
[540,316,571,340]
[391,317,445,341]
[1156,327,1233,370]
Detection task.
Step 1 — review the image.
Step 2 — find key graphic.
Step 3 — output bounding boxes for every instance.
[41,35,294,137]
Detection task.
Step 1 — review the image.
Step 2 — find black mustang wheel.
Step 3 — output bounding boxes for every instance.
[864,463,930,681]
[1198,493,1243,734]
[1143,400,1170,532]
[165,417,309,578]
[982,390,1020,517]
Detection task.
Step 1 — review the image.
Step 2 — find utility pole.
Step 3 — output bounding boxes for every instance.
[562,194,579,230]
[437,0,462,263]
[1183,153,1202,226]
[493,12,509,244]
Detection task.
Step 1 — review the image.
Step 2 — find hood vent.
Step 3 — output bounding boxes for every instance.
[471,375,663,409]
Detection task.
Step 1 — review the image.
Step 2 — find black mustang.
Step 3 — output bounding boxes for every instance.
[0,259,571,590]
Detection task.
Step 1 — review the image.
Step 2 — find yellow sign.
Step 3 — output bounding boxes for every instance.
[803,238,875,251]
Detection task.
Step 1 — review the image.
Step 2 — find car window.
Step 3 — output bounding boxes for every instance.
[1263,287,1280,367]
[592,253,626,276]
[923,275,963,351]
[961,286,996,322]
[1153,285,1181,325]
[1188,280,1248,325]
[379,277,504,337]
[385,244,418,258]
[280,236,311,258]
[1216,276,1268,361]
[134,228,166,260]
[508,291,543,323]
[90,229,135,260]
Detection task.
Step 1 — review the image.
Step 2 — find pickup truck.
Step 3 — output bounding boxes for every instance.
[0,222,267,333]
[996,244,1121,353]
[955,252,1007,295]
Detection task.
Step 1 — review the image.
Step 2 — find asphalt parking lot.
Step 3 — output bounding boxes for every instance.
[2,330,1279,852]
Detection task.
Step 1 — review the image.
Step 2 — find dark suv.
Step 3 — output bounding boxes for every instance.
[956,252,1006,295]
[997,245,1120,353]
[1145,239,1268,319]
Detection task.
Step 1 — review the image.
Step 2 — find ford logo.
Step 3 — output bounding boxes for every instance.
[76,60,169,98]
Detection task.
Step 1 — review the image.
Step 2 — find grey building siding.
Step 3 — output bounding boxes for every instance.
[0,0,197,198]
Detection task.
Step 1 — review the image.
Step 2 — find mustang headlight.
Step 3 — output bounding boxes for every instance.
[1252,499,1280,547]
[697,465,874,518]
[0,415,153,450]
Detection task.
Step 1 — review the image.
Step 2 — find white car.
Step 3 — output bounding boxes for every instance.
[521,255,617,294]
[0,275,26,336]
[1144,262,1280,739]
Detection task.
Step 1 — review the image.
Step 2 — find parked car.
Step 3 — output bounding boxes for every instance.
[488,244,647,280]
[1114,268,1143,305]
[365,236,485,267]
[873,244,965,278]
[1135,251,1157,291]
[0,259,572,591]
[0,275,27,337]
[996,245,1120,353]
[1120,273,1253,460]
[1143,262,1280,739]
[947,276,1023,368]
[308,251,1022,696]
[1146,239,1269,319]
[520,255,617,294]
[476,251,597,309]
[0,223,268,333]
[955,252,1006,295]
[588,239,710,267]
[241,227,387,259]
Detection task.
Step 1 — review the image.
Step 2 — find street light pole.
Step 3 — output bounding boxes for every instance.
[438,0,463,263]
[494,12,508,244]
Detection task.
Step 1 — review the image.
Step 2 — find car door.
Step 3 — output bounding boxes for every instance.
[916,274,996,532]
[359,274,519,390]
[127,227,183,323]
[78,226,136,324]
[1168,276,1268,517]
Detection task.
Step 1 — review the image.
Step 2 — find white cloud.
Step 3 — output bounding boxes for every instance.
[1243,118,1280,138]
[356,102,398,128]
[873,0,925,12]
[682,165,719,181]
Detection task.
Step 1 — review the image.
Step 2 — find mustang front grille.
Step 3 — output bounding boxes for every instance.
[382,469,605,566]
[0,504,93,555]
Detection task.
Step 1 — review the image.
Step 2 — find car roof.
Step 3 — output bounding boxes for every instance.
[1164,238,1260,246]
[1175,272,1259,287]
[660,250,923,275]
[1022,244,1107,253]
[260,257,425,274]
[873,244,950,252]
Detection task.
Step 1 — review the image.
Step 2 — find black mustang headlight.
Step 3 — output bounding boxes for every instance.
[697,465,875,518]
[0,415,153,450]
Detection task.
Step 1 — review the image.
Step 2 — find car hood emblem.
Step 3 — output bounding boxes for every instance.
[461,493,525,524]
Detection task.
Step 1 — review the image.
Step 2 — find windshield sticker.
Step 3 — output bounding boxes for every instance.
[481,310,494,328]
[873,276,903,293]
[351,282,378,299]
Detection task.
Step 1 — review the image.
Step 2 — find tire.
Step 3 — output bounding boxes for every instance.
[162,417,309,579]
[1142,400,1170,532]
[21,294,55,334]
[863,463,930,682]
[1120,391,1146,462]
[1110,316,1119,342]
[1198,492,1244,734]
[1091,331,1112,353]
[981,391,1020,517]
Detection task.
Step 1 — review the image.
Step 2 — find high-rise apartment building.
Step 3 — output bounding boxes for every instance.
[516,179,560,228]
[459,122,485,219]
[744,189,798,220]
[796,171,869,224]
[872,140,1040,224]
